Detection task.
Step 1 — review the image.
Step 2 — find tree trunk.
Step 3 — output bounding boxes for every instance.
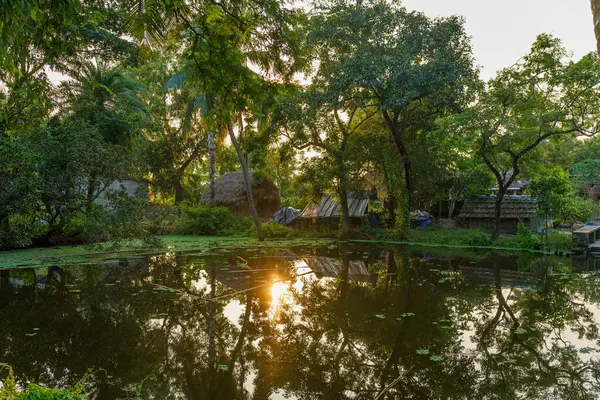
[208,132,216,206]
[338,188,351,239]
[593,0,600,57]
[392,134,413,211]
[174,178,184,205]
[229,292,252,371]
[448,195,457,220]
[227,123,264,241]
[387,194,397,228]
[208,264,216,367]
[492,190,505,240]
[86,179,96,211]
[382,112,412,211]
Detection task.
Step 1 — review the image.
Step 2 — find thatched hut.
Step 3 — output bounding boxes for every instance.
[458,195,543,234]
[201,172,280,218]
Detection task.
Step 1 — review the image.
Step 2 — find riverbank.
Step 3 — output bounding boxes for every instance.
[0,236,333,269]
[0,227,572,269]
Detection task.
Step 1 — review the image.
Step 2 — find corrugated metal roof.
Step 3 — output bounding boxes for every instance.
[459,195,537,219]
[303,257,372,283]
[573,226,600,234]
[301,193,369,219]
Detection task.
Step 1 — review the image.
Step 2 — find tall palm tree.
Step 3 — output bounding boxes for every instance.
[58,62,146,145]
[593,0,600,57]
[58,62,148,206]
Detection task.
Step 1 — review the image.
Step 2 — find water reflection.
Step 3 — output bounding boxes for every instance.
[1,245,600,399]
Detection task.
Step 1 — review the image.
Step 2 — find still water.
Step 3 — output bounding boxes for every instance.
[2,243,600,399]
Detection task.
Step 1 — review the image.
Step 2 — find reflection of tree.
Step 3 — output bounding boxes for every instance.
[4,247,600,398]
[471,258,600,398]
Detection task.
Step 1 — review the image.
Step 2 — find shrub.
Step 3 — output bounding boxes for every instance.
[546,232,572,251]
[466,230,492,246]
[1,365,87,399]
[260,222,295,238]
[175,205,252,236]
[496,223,541,249]
[62,206,113,244]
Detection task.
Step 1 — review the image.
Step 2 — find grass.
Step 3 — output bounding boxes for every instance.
[357,225,568,254]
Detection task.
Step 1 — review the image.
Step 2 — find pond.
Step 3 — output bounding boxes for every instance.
[2,243,600,399]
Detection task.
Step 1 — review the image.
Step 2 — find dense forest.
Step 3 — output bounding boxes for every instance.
[2,0,600,250]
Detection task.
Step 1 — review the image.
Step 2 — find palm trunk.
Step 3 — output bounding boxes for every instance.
[592,0,600,57]
[227,123,264,241]
[229,292,252,371]
[208,132,216,205]
[208,264,216,367]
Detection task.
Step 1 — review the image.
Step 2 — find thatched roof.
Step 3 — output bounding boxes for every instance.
[459,195,537,220]
[201,172,280,218]
[300,193,369,219]
[458,265,536,287]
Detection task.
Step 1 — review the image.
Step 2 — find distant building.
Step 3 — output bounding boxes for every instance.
[95,179,148,208]
[458,195,543,235]
[298,193,370,229]
[489,171,529,196]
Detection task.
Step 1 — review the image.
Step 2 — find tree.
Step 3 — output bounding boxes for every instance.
[463,34,600,239]
[309,0,476,212]
[57,62,148,208]
[530,167,573,244]
[122,0,309,241]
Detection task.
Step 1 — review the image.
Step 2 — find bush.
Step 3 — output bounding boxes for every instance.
[63,206,113,244]
[466,230,492,246]
[1,365,87,399]
[175,205,252,236]
[260,222,295,238]
[546,232,572,251]
[496,223,541,249]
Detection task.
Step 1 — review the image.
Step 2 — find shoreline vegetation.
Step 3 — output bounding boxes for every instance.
[0,226,572,269]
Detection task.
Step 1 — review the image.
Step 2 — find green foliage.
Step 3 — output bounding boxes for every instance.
[0,365,87,399]
[259,222,295,239]
[175,205,252,236]
[496,224,541,250]
[530,167,592,226]
[546,232,573,251]
[466,231,492,247]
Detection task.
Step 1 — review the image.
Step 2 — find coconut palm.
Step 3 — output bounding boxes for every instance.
[593,0,600,56]
[58,62,147,145]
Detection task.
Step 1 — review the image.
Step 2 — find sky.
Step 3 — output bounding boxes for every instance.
[402,0,597,80]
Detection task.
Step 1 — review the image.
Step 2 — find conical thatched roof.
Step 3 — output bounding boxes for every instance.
[201,172,280,218]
